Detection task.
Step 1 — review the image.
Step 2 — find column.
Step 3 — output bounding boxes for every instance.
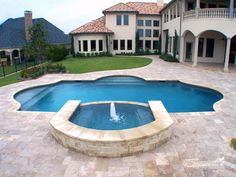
[176,4,178,17]
[168,9,171,22]
[193,36,199,67]
[196,0,200,9]
[179,36,185,62]
[9,51,13,65]
[181,0,186,20]
[224,38,231,72]
[230,0,234,19]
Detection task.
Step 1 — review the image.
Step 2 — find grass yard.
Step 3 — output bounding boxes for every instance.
[57,56,152,73]
[0,73,21,87]
[0,56,152,87]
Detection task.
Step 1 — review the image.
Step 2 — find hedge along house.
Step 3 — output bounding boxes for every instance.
[161,0,236,72]
[71,1,163,55]
[0,11,71,65]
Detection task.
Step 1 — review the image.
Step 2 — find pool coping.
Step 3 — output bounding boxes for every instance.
[49,100,174,157]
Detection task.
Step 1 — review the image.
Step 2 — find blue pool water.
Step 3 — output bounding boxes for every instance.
[70,103,155,130]
[15,76,223,112]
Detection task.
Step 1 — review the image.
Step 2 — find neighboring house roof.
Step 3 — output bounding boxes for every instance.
[126,2,162,15]
[70,16,113,35]
[103,3,138,14]
[0,17,70,49]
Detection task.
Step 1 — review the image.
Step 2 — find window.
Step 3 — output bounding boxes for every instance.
[153,40,159,50]
[127,40,132,50]
[208,4,217,8]
[99,40,103,51]
[145,40,151,50]
[124,15,129,25]
[153,20,159,27]
[153,30,159,37]
[120,40,125,50]
[113,40,118,50]
[206,38,214,58]
[78,40,81,52]
[116,15,122,25]
[83,40,88,51]
[198,38,204,57]
[188,2,194,10]
[145,29,152,37]
[137,20,144,26]
[91,40,96,51]
[139,40,143,50]
[200,3,206,8]
[137,29,144,37]
[145,20,152,26]
[219,5,227,8]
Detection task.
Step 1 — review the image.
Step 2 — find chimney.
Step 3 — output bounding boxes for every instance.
[157,0,164,7]
[24,10,32,41]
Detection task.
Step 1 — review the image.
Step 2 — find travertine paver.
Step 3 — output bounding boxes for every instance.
[0,56,236,177]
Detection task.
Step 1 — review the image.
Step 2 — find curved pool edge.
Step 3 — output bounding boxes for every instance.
[12,74,225,114]
[49,100,174,157]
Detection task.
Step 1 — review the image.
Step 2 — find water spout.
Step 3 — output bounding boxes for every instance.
[110,102,120,122]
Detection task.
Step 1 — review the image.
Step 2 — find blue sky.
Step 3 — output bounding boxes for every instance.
[0,0,170,34]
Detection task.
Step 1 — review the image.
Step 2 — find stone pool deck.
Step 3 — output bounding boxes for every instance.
[0,56,236,177]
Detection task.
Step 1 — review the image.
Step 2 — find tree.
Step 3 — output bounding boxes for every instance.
[135,31,140,54]
[24,23,48,64]
[158,34,162,54]
[165,31,169,54]
[173,30,179,60]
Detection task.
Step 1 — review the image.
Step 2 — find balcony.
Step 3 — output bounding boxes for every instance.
[183,8,236,20]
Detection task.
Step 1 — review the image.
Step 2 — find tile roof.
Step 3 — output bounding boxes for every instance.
[103,3,138,13]
[70,16,113,34]
[0,17,70,49]
[126,2,162,15]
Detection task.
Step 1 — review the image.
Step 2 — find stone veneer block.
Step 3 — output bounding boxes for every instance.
[50,100,174,157]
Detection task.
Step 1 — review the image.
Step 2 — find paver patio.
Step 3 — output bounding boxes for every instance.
[0,56,236,177]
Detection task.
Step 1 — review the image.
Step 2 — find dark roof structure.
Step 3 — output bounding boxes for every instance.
[0,17,70,49]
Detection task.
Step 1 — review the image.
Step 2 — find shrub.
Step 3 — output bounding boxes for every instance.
[46,63,66,73]
[231,138,236,150]
[160,53,179,62]
[86,53,91,57]
[95,52,99,57]
[48,45,68,62]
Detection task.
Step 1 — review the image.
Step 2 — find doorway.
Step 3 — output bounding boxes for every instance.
[185,42,193,61]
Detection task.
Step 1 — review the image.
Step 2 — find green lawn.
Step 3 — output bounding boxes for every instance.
[0,56,152,87]
[57,56,152,73]
[0,73,21,87]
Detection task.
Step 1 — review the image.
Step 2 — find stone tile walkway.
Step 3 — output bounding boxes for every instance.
[0,56,236,177]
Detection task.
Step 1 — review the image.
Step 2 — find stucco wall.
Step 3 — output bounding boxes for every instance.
[105,13,136,54]
[73,34,107,54]
[182,19,236,38]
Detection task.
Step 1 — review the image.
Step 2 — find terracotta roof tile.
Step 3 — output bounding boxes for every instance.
[71,16,113,34]
[103,3,138,13]
[126,2,162,15]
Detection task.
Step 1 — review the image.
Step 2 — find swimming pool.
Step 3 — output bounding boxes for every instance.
[15,76,223,112]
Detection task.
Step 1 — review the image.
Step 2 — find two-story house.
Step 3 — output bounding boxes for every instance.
[161,0,236,71]
[71,0,236,72]
[71,2,163,55]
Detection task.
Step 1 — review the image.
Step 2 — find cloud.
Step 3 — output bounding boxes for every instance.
[0,0,171,34]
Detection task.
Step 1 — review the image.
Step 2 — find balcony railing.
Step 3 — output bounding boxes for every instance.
[183,8,236,20]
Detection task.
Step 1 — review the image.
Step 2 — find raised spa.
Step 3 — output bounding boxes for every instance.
[50,100,174,157]
[70,102,155,130]
[15,76,223,113]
